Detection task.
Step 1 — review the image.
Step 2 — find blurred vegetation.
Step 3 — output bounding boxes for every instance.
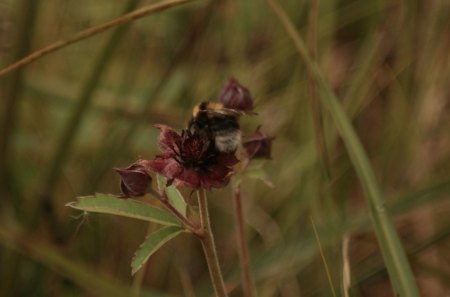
[0,0,449,296]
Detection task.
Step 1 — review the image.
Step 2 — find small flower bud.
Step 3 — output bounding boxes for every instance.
[114,161,152,198]
[218,78,254,111]
[243,126,274,159]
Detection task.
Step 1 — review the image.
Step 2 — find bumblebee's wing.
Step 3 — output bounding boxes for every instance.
[207,108,257,117]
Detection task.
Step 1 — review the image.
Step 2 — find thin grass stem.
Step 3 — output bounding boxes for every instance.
[0,0,39,207]
[310,217,337,297]
[266,1,420,296]
[0,0,196,77]
[307,0,331,181]
[342,234,351,297]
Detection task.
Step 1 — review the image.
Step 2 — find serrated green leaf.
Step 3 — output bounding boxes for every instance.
[131,226,184,275]
[66,194,179,226]
[157,175,187,216]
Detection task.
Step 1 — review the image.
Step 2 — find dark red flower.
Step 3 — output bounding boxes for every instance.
[243,126,274,159]
[147,125,239,189]
[218,78,254,111]
[114,160,152,197]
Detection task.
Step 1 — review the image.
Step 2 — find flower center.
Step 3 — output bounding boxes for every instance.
[176,132,217,170]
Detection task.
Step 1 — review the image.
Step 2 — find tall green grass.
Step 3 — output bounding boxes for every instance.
[1,0,449,296]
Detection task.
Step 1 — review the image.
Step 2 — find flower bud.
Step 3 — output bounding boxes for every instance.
[114,160,152,198]
[243,126,274,159]
[218,78,254,111]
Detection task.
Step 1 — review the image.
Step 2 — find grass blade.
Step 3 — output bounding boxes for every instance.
[0,0,39,208]
[67,194,180,226]
[267,1,420,296]
[131,226,184,275]
[0,0,197,77]
[310,217,337,297]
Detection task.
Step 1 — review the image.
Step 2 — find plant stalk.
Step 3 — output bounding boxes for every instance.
[197,189,228,297]
[233,186,257,297]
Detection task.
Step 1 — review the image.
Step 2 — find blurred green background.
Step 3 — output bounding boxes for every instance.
[1,0,449,296]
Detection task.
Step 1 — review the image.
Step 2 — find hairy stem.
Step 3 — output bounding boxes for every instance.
[233,186,257,297]
[197,189,228,297]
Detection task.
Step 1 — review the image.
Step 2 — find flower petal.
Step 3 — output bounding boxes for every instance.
[200,164,232,189]
[154,124,182,154]
[147,158,184,185]
[243,126,274,159]
[172,168,201,188]
[217,152,239,167]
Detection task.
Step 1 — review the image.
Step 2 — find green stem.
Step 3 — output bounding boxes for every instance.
[197,189,228,297]
[233,186,257,297]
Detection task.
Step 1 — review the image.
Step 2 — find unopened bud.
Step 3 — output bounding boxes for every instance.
[218,78,254,111]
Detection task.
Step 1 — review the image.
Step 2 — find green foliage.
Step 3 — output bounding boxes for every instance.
[67,194,180,226]
[157,175,187,216]
[132,226,185,275]
[1,0,450,296]
[267,1,420,295]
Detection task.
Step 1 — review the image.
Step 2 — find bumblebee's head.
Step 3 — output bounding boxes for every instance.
[192,101,225,119]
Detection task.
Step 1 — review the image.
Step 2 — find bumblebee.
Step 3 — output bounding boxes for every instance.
[188,101,252,153]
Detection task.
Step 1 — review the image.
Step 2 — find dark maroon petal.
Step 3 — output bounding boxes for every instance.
[143,158,167,173]
[218,78,254,111]
[172,168,201,188]
[244,141,263,158]
[154,124,182,154]
[147,158,184,184]
[243,126,274,159]
[217,152,239,167]
[148,157,202,189]
[200,164,232,189]
[114,165,152,198]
